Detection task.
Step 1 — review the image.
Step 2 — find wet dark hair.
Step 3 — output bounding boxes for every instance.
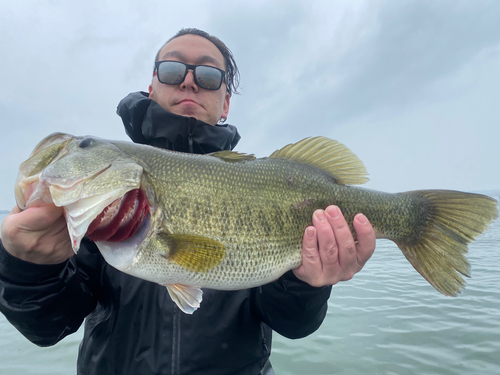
[154,28,240,97]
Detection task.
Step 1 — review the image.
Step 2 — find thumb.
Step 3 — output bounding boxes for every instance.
[15,205,65,232]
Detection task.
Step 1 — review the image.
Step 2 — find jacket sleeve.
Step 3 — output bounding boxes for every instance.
[0,238,99,346]
[253,270,332,339]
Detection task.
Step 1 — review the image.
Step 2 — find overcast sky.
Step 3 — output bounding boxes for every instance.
[1,0,499,209]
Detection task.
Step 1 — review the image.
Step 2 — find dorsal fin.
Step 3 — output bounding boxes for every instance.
[209,150,256,163]
[269,137,369,185]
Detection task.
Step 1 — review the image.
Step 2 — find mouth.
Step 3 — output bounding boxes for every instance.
[86,189,149,242]
[177,98,202,107]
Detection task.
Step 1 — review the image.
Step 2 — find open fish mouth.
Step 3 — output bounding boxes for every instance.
[14,133,145,252]
[15,134,73,210]
[86,189,149,243]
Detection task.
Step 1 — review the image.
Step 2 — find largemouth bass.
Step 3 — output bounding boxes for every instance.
[15,133,498,313]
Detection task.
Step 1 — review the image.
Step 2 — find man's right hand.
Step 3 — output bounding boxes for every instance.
[1,205,74,265]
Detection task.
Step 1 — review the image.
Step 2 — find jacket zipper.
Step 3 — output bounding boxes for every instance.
[188,118,195,154]
[188,136,193,154]
[171,305,181,375]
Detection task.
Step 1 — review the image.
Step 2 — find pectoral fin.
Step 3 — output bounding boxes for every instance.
[156,233,226,272]
[166,284,203,314]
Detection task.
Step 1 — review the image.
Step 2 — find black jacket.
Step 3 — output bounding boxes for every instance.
[0,92,332,375]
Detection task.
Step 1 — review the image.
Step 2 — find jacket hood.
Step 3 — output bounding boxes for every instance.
[116,91,241,153]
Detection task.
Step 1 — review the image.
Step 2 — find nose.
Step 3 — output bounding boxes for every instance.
[180,69,198,92]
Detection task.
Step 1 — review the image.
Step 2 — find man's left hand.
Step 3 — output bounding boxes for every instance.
[293,205,376,287]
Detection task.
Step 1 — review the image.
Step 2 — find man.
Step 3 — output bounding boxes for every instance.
[0,28,375,374]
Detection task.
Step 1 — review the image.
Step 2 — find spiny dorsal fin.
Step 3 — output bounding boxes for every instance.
[156,233,226,272]
[209,150,256,163]
[269,137,369,185]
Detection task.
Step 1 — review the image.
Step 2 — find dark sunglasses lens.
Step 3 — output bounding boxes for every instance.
[157,62,186,85]
[195,66,223,90]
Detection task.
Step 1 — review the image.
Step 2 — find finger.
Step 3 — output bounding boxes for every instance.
[294,226,322,282]
[1,202,73,265]
[1,206,21,229]
[15,205,65,232]
[314,209,338,268]
[353,213,376,266]
[324,206,356,270]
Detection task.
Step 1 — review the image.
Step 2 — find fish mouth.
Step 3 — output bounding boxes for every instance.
[15,134,72,210]
[86,189,149,243]
[15,175,45,211]
[15,132,145,252]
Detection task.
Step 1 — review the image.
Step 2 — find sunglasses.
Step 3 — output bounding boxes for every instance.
[154,60,226,91]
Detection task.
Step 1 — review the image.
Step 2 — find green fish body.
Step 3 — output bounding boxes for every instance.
[15,133,498,313]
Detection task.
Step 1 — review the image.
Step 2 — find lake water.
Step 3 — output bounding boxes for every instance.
[1,192,499,374]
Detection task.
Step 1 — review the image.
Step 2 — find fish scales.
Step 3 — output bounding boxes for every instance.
[133,155,334,288]
[15,133,498,313]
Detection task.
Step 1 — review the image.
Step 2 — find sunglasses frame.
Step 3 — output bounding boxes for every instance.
[154,60,226,91]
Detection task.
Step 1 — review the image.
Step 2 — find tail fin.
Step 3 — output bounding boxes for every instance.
[396,190,498,296]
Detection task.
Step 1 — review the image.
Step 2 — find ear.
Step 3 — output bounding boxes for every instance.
[221,92,230,120]
[148,72,158,98]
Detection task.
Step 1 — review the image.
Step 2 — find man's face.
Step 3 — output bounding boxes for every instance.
[148,34,230,125]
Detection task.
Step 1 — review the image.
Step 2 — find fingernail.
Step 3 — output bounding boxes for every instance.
[356,213,368,224]
[306,227,316,238]
[326,205,340,219]
[315,211,326,221]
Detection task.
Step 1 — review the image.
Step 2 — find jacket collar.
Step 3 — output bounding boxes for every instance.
[116,91,241,153]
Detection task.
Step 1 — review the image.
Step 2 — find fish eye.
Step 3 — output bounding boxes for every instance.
[79,138,95,148]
